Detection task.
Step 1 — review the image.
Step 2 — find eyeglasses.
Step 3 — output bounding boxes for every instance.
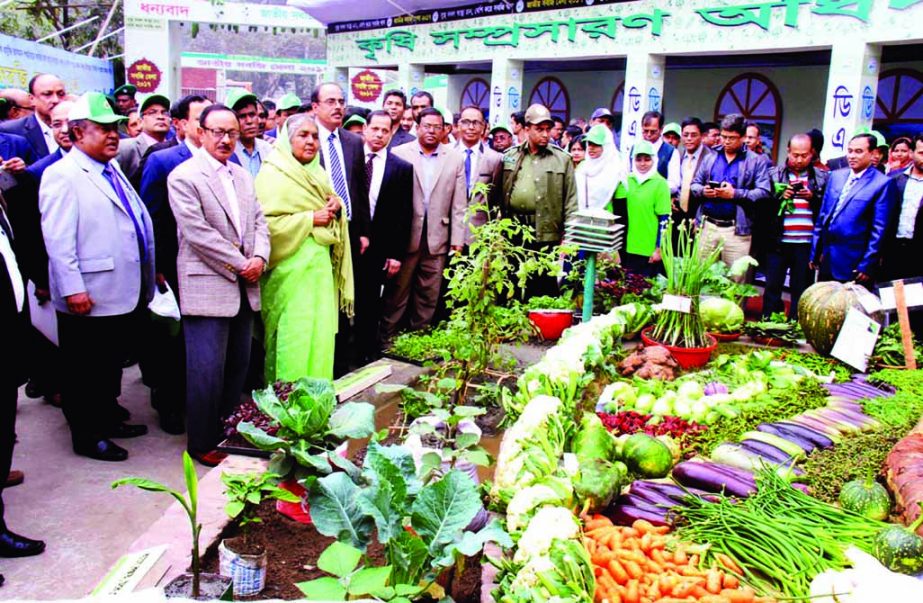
[418,124,443,132]
[458,119,484,128]
[142,109,170,118]
[202,127,241,140]
[319,98,346,107]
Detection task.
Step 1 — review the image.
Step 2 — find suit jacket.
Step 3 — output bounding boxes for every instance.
[811,166,897,281]
[0,115,50,159]
[0,203,28,387]
[39,148,156,316]
[369,150,414,266]
[318,127,371,242]
[167,151,270,318]
[677,144,714,214]
[392,141,467,255]
[139,143,195,287]
[117,134,159,190]
[388,128,415,149]
[882,170,923,279]
[0,132,36,174]
[691,148,772,236]
[453,140,502,243]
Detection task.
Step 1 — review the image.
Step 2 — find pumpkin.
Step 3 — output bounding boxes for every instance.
[873,502,923,575]
[839,473,891,521]
[621,433,674,478]
[798,281,881,356]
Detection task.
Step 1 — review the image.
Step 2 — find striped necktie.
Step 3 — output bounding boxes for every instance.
[327,132,352,220]
[833,172,860,217]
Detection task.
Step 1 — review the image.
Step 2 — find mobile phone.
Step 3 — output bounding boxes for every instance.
[790,181,804,192]
[707,180,721,189]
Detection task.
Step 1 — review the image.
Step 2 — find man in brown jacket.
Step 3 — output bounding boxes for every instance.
[167,104,270,466]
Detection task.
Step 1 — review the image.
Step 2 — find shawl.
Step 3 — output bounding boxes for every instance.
[575,127,625,210]
[254,122,354,317]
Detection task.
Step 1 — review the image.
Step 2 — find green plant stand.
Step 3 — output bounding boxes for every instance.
[564,209,623,322]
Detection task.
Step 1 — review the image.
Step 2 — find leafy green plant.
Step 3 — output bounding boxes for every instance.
[871,322,923,367]
[236,378,375,487]
[112,452,205,598]
[525,293,575,311]
[297,541,398,601]
[411,404,493,481]
[387,326,456,363]
[743,312,803,345]
[701,255,759,304]
[220,472,300,549]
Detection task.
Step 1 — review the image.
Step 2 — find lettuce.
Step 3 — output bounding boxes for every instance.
[700,297,745,333]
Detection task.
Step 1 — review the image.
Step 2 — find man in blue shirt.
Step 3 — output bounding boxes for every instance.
[225,89,273,180]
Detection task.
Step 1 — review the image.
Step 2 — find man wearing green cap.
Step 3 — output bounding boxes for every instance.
[265,92,302,138]
[40,92,156,462]
[662,122,681,149]
[490,125,513,153]
[117,94,171,188]
[114,84,138,116]
[343,113,366,135]
[225,88,273,179]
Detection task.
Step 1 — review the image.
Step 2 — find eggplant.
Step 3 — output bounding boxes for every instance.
[672,461,756,497]
[756,424,817,452]
[826,399,864,413]
[740,431,806,459]
[792,483,812,495]
[610,503,671,527]
[816,408,879,431]
[617,493,673,511]
[739,439,795,464]
[625,483,683,508]
[712,443,805,479]
[632,480,716,503]
[802,409,862,434]
[787,415,844,439]
[776,421,835,448]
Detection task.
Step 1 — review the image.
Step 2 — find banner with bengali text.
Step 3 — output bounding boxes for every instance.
[0,33,113,95]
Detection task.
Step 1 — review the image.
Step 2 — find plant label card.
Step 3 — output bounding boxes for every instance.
[853,287,884,315]
[830,308,881,371]
[91,545,167,596]
[661,294,692,313]
[878,281,923,310]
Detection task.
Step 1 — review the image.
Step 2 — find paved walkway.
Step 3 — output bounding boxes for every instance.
[2,367,203,600]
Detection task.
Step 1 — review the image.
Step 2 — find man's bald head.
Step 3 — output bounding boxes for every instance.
[0,88,33,120]
[787,133,814,172]
[28,73,66,124]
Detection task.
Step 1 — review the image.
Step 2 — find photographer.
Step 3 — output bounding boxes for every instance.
[761,134,828,318]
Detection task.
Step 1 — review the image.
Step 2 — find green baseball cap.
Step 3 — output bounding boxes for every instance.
[584,124,609,146]
[113,84,137,97]
[871,129,888,149]
[343,114,366,128]
[663,122,681,136]
[633,139,656,157]
[277,93,302,112]
[852,126,887,149]
[490,125,512,136]
[68,92,127,124]
[224,88,258,111]
[140,94,170,113]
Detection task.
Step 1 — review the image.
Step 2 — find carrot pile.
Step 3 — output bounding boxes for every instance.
[582,515,775,603]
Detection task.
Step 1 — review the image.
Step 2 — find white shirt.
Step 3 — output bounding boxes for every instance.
[898,168,923,239]
[0,210,23,312]
[203,152,242,243]
[364,143,387,219]
[184,138,199,156]
[316,122,353,217]
[456,140,483,195]
[38,116,59,154]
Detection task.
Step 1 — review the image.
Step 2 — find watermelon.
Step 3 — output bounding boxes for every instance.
[622,433,674,478]
[798,281,881,356]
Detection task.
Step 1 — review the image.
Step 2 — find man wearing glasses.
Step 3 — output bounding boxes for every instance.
[0,89,34,122]
[0,74,67,160]
[117,94,171,189]
[453,105,502,243]
[691,113,771,282]
[167,104,269,466]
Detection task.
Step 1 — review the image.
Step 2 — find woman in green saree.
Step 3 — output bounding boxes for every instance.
[254,114,354,382]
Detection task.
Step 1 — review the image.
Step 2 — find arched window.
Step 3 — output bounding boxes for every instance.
[529,77,570,124]
[611,81,624,117]
[714,73,783,163]
[874,69,923,139]
[460,77,490,119]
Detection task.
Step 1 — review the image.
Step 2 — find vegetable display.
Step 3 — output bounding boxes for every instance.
[871,322,923,368]
[621,433,674,478]
[839,472,892,521]
[798,281,881,356]
[884,423,923,532]
[700,297,745,334]
[872,502,923,575]
[742,313,802,346]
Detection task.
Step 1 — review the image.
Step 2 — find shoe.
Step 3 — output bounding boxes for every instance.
[190,450,227,467]
[73,439,128,462]
[114,403,131,422]
[158,411,185,435]
[44,393,62,408]
[5,471,23,488]
[0,530,45,558]
[24,380,42,399]
[107,423,148,439]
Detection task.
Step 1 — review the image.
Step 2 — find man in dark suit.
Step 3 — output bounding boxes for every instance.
[674,117,714,225]
[311,82,372,375]
[359,110,413,360]
[0,74,67,160]
[137,95,212,435]
[382,89,415,149]
[0,132,35,184]
[810,133,897,284]
[0,197,46,566]
[882,133,923,282]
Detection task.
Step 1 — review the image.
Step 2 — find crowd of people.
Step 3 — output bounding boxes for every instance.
[0,74,921,574]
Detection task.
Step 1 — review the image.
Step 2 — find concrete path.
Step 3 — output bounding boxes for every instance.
[2,366,203,600]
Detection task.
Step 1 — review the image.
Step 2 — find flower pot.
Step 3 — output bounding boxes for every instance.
[710,331,741,342]
[163,572,233,601]
[219,538,267,597]
[751,334,790,347]
[528,309,574,341]
[640,326,718,370]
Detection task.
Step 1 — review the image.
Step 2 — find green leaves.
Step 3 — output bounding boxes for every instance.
[297,576,346,601]
[296,541,393,601]
[309,472,374,550]
[411,470,481,557]
[317,541,362,577]
[236,421,286,451]
[327,402,376,439]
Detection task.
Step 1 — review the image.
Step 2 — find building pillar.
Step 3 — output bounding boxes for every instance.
[324,66,349,88]
[123,18,180,100]
[619,52,666,153]
[488,58,524,129]
[397,63,426,98]
[821,43,881,161]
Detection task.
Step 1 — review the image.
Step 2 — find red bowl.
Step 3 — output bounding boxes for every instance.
[528,310,574,341]
[710,331,741,342]
[640,326,718,370]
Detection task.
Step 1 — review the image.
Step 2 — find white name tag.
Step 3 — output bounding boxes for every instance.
[879,282,923,310]
[661,294,692,314]
[830,308,880,372]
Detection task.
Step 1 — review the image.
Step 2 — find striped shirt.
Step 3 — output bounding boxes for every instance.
[781,174,813,244]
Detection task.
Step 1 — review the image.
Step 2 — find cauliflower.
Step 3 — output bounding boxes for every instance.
[506,477,574,534]
[514,506,581,563]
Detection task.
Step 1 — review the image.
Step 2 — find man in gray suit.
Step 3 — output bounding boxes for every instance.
[40,93,155,462]
[116,94,171,188]
[453,104,502,244]
[168,104,270,467]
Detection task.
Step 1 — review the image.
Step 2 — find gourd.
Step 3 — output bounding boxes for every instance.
[873,502,923,574]
[798,281,880,356]
[621,433,674,478]
[839,472,891,521]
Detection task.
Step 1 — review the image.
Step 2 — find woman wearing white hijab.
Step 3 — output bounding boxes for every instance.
[575,124,626,211]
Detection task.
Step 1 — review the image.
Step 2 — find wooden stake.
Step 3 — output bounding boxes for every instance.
[894,280,917,370]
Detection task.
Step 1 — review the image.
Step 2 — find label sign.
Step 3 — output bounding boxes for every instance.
[878,281,923,311]
[350,68,383,103]
[830,308,881,371]
[126,58,161,93]
[661,294,692,314]
[92,545,167,596]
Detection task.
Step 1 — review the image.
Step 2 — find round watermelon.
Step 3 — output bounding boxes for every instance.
[798,281,881,356]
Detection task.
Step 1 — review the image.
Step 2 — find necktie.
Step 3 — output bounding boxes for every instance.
[365,152,375,194]
[327,132,352,220]
[833,172,860,217]
[102,164,147,263]
[464,148,473,192]
[679,153,695,212]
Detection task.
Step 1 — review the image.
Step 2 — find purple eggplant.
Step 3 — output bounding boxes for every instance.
[756,423,817,452]
[610,503,671,527]
[826,399,864,412]
[739,440,794,464]
[627,482,685,508]
[617,493,674,511]
[672,461,756,497]
[776,421,835,448]
[817,408,879,430]
[787,415,844,438]
[632,480,717,503]
[792,483,812,495]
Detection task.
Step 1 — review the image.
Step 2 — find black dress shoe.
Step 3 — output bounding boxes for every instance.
[73,439,128,462]
[0,530,45,558]
[114,403,131,422]
[158,411,185,435]
[24,380,42,399]
[107,423,148,439]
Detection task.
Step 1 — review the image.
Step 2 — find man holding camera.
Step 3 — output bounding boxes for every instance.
[761,134,828,318]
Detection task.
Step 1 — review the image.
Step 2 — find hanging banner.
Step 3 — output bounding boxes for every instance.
[0,33,113,94]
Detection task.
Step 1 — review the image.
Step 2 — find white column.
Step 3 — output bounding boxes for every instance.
[619,53,666,153]
[488,57,524,130]
[397,63,426,97]
[821,43,881,161]
[123,18,180,101]
[324,67,349,88]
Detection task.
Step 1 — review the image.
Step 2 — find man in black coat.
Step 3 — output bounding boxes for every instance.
[359,111,413,361]
[0,74,67,160]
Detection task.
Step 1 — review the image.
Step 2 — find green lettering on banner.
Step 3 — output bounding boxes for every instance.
[355,29,417,61]
[696,0,810,30]
[890,0,923,8]
[811,0,873,22]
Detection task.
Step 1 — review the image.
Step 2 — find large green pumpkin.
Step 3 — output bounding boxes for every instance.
[798,281,880,356]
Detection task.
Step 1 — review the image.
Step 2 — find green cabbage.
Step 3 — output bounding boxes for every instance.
[700,297,744,333]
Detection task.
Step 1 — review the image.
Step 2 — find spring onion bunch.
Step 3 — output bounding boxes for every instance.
[674,466,887,598]
[650,221,723,348]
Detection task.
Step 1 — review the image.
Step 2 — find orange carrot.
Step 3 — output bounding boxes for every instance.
[690,584,711,598]
[715,553,743,575]
[623,579,640,603]
[673,548,688,565]
[632,519,657,535]
[650,548,666,566]
[706,569,723,594]
[607,558,630,585]
[721,588,755,603]
[722,574,740,590]
[622,559,644,580]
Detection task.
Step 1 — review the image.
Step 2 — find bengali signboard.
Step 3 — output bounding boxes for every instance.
[126,58,162,93]
[0,33,113,94]
[180,53,326,76]
[351,69,384,102]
